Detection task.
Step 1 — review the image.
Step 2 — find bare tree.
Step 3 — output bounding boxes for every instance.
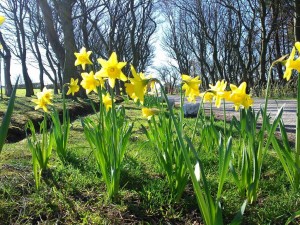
[0,0,34,96]
[160,0,292,92]
[155,65,180,94]
[0,32,12,96]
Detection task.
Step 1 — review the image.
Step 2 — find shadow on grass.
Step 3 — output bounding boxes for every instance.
[40,168,82,224]
[120,155,150,191]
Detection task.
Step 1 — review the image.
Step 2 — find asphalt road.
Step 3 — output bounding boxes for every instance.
[167,96,297,133]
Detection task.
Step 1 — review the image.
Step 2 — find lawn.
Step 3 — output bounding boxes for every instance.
[0,91,299,224]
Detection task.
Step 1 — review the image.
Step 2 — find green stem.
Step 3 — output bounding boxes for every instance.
[109,87,119,199]
[191,94,204,142]
[180,85,184,132]
[223,99,226,137]
[295,74,300,189]
[210,102,213,123]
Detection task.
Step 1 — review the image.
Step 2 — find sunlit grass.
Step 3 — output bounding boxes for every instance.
[0,100,299,224]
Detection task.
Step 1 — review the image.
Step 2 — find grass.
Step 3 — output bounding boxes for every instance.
[0,93,299,224]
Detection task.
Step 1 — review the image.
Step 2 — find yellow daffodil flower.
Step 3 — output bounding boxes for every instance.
[74,47,93,70]
[32,87,53,112]
[208,80,231,107]
[66,78,80,96]
[199,92,214,103]
[80,71,100,94]
[0,16,5,26]
[182,74,201,103]
[96,52,127,88]
[32,97,50,112]
[283,42,300,81]
[102,93,114,111]
[40,87,53,104]
[125,65,152,104]
[142,107,160,120]
[229,82,253,111]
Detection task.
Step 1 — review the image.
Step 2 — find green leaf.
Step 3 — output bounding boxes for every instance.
[285,209,300,225]
[230,199,247,225]
[265,106,283,149]
[0,77,19,152]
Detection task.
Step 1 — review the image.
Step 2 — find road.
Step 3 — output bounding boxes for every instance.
[167,96,297,133]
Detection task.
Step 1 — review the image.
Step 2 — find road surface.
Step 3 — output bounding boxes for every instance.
[167,96,297,133]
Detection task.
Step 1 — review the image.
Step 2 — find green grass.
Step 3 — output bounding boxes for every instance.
[0,98,299,224]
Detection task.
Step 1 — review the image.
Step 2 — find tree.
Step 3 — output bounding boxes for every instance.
[0,0,34,96]
[160,0,292,92]
[37,0,83,96]
[0,32,12,96]
[155,65,180,94]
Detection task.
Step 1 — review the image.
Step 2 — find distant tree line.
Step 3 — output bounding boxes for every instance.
[160,0,298,93]
[0,0,299,97]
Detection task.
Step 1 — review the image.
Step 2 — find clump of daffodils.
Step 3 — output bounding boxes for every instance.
[181,74,253,111]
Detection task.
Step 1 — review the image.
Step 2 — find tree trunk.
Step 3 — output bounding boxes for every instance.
[21,57,34,96]
[259,0,267,87]
[0,32,12,97]
[4,52,12,97]
[37,0,65,67]
[55,0,77,86]
[275,30,284,80]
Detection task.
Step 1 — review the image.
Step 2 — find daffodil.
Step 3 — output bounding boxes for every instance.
[102,93,114,111]
[182,74,201,103]
[199,92,214,103]
[74,47,93,70]
[66,78,80,96]
[32,97,50,112]
[40,87,53,103]
[32,88,53,112]
[125,65,152,104]
[142,107,160,120]
[228,82,253,111]
[80,71,100,94]
[96,52,127,88]
[209,80,230,107]
[0,16,5,26]
[283,42,300,81]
